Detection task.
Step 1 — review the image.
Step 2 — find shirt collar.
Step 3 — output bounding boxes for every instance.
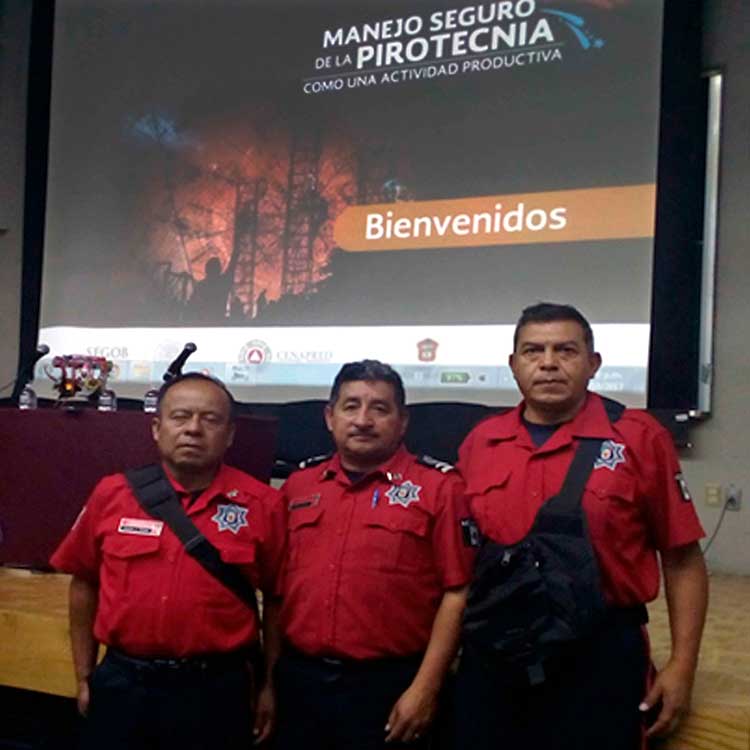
[323,444,412,484]
[484,393,618,450]
[161,462,234,511]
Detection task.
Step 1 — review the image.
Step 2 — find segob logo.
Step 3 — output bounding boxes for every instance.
[87,346,129,359]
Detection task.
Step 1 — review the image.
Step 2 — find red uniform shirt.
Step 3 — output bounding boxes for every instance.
[51,463,285,658]
[279,445,474,659]
[458,393,704,607]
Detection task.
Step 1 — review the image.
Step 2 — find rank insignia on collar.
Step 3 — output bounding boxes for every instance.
[226,489,239,499]
[211,503,248,534]
[594,440,626,471]
[386,480,422,508]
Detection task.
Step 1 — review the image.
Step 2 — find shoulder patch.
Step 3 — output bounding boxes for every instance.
[417,454,455,473]
[460,517,482,547]
[675,472,692,502]
[298,452,333,470]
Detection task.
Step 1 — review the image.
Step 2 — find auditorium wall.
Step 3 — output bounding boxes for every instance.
[681,0,750,574]
[0,1,30,393]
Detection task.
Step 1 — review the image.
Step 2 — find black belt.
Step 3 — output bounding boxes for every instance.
[283,644,424,672]
[106,647,252,673]
[603,605,649,627]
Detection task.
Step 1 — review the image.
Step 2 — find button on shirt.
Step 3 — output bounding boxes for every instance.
[51,464,285,657]
[458,393,704,607]
[279,446,473,660]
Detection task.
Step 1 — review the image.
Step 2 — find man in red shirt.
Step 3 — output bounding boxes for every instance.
[51,373,285,750]
[274,360,474,749]
[455,303,708,750]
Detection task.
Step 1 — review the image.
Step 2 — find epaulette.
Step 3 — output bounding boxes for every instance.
[417,454,455,473]
[298,452,333,470]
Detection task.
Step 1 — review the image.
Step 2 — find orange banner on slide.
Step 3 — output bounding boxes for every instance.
[334,184,656,252]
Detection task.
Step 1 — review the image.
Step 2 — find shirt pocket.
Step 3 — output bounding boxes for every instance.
[218,544,257,566]
[286,505,325,570]
[198,541,259,610]
[362,510,431,573]
[101,535,161,598]
[464,467,512,541]
[584,473,639,544]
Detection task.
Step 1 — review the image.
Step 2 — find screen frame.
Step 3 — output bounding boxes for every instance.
[15,0,709,414]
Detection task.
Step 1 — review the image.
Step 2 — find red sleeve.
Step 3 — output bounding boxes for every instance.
[257,485,288,596]
[49,479,107,583]
[640,427,705,551]
[430,472,475,589]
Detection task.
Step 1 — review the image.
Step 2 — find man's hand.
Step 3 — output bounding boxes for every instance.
[253,683,276,745]
[69,576,99,718]
[643,542,708,738]
[384,682,438,743]
[383,586,467,743]
[640,658,694,737]
[76,677,91,717]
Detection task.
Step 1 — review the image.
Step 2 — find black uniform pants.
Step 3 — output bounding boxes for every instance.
[454,614,650,750]
[80,648,254,750]
[274,648,432,750]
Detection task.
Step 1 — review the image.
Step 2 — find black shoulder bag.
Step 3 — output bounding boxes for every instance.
[462,399,626,686]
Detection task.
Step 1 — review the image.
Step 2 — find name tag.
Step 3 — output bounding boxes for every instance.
[288,494,320,511]
[118,517,164,536]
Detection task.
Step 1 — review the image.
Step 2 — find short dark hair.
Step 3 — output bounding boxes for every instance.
[513,302,595,353]
[156,372,236,420]
[329,359,406,409]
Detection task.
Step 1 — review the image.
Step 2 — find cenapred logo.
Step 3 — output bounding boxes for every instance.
[239,340,271,365]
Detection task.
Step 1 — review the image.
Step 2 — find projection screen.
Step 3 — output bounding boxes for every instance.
[38,0,663,405]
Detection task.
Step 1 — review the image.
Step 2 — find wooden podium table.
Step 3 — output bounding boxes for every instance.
[0,567,76,697]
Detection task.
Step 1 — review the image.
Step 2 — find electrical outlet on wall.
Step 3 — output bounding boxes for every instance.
[726,484,742,511]
[705,483,722,507]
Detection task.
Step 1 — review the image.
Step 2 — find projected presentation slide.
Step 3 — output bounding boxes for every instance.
[39,0,663,404]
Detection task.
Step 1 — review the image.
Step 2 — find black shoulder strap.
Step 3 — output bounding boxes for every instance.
[552,438,603,515]
[124,464,259,618]
[600,396,626,423]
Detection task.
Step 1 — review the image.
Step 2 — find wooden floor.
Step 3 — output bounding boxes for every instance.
[1,568,748,748]
[648,574,750,750]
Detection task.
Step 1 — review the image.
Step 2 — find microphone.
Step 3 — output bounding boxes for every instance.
[31,344,50,368]
[163,342,197,382]
[22,344,50,383]
[11,343,50,402]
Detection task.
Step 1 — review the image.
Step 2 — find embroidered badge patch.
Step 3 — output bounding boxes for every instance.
[211,504,248,534]
[594,440,626,471]
[386,481,422,508]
